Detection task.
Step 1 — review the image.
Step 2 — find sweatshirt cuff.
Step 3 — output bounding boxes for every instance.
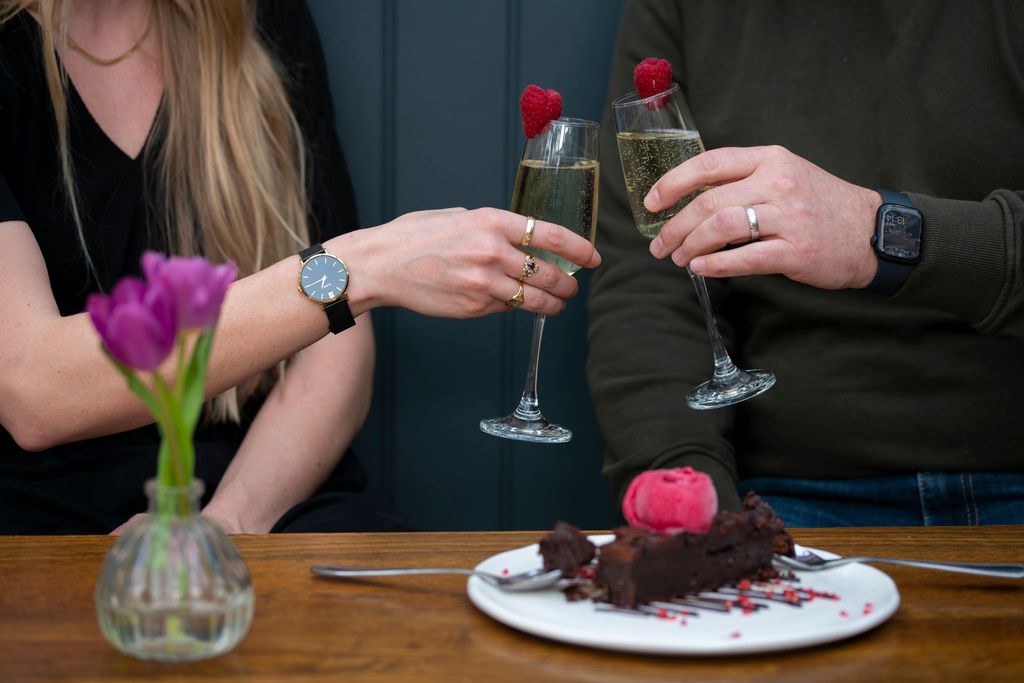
[679,454,742,512]
[894,193,1008,325]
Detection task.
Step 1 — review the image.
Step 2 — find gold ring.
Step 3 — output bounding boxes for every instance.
[520,216,536,247]
[505,282,526,309]
[519,255,539,281]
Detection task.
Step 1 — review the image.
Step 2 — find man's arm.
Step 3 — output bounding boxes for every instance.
[588,0,740,510]
[647,146,1024,343]
[895,191,1024,341]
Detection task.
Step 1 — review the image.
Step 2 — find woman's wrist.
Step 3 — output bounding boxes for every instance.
[324,229,389,315]
[203,494,274,534]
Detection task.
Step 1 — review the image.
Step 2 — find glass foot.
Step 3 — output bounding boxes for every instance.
[479,414,572,443]
[687,369,776,410]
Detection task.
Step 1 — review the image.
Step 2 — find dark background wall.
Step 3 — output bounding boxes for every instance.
[306,0,625,531]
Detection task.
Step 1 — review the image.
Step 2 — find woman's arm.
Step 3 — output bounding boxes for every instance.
[201,313,375,534]
[0,220,317,451]
[0,209,597,451]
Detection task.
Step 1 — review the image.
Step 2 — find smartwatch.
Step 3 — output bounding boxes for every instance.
[866,189,923,296]
[297,243,355,334]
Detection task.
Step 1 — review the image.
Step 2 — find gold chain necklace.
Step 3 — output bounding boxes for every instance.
[66,10,153,67]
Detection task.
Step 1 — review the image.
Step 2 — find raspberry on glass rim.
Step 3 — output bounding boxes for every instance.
[633,57,673,108]
[519,84,563,138]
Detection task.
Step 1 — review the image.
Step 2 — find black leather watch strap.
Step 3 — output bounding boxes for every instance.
[299,243,355,334]
[299,243,324,261]
[323,298,355,333]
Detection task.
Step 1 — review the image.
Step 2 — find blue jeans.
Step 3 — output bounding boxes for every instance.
[737,472,1024,527]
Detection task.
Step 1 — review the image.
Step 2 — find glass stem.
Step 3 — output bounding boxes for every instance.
[687,268,739,382]
[513,313,546,421]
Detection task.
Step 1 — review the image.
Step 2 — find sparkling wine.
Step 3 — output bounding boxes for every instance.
[510,159,599,275]
[616,129,704,239]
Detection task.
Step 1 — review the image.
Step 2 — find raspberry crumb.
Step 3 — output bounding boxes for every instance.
[738,579,752,591]
[863,602,874,615]
[501,568,509,576]
[839,610,850,618]
[729,631,742,639]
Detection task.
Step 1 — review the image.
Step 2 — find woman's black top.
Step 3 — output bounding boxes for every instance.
[0,2,383,533]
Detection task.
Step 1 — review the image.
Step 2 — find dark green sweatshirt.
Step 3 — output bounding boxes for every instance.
[588,0,1024,509]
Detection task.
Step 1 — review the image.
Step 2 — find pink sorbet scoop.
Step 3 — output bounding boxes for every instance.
[622,467,718,534]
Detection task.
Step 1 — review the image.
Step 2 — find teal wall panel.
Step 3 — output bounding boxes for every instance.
[307,0,624,530]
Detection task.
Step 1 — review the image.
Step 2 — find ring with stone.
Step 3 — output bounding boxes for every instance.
[519,255,539,281]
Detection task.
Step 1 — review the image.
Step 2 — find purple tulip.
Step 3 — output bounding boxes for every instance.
[86,277,177,371]
[141,251,237,331]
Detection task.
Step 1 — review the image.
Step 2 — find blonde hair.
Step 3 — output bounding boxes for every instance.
[1,0,312,421]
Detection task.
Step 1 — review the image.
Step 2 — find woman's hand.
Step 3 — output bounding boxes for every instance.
[109,510,247,535]
[336,208,601,318]
[646,146,882,290]
[109,513,146,536]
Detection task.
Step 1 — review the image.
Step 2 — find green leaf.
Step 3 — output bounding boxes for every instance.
[103,349,161,417]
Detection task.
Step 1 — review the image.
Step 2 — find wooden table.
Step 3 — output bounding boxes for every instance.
[1,527,1022,682]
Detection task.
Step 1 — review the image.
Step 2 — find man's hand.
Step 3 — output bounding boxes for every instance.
[647,145,883,290]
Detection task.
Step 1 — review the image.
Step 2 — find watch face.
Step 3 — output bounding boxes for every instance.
[878,205,922,262]
[300,254,349,303]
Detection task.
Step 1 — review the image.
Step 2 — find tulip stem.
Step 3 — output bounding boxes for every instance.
[151,375,183,487]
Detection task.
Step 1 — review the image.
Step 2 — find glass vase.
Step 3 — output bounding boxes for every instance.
[95,479,254,662]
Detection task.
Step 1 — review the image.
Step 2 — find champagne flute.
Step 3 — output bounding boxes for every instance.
[612,84,775,409]
[480,118,600,442]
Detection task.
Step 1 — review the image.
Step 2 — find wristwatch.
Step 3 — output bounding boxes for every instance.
[866,189,923,296]
[297,243,355,334]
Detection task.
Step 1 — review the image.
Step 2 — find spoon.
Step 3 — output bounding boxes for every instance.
[310,564,563,592]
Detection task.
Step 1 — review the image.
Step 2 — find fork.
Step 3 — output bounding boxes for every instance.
[774,548,1024,579]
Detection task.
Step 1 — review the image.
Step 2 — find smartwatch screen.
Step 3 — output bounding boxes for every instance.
[878,205,922,262]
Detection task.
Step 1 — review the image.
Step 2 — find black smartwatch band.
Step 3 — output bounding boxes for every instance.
[868,259,911,297]
[866,190,916,297]
[878,189,911,212]
[300,243,355,334]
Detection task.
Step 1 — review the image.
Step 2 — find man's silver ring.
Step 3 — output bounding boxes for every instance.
[743,205,760,243]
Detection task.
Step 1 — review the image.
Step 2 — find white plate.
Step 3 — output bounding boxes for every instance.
[468,537,900,655]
